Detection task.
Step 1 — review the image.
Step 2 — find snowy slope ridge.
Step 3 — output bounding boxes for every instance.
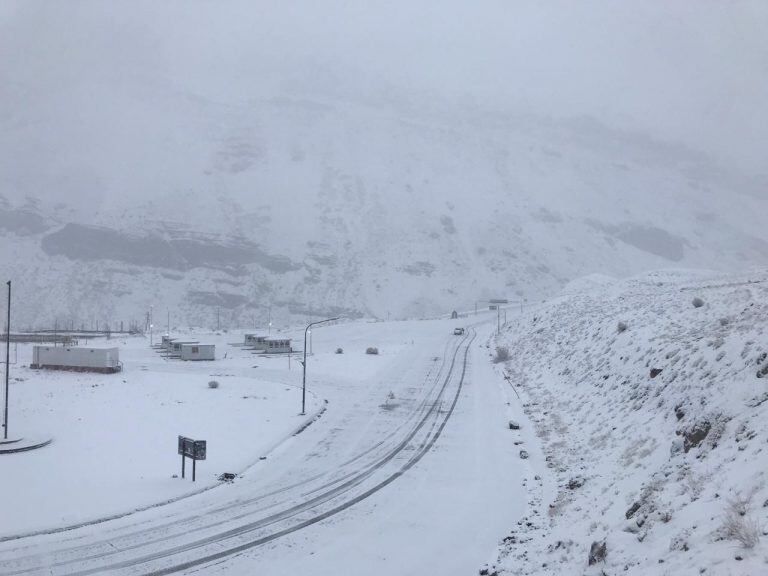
[490,268,768,575]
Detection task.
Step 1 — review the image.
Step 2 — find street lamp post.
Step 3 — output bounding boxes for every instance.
[301,316,340,415]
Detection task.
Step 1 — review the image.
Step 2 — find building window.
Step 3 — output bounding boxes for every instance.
[192,346,199,353]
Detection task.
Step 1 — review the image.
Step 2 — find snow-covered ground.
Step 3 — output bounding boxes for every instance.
[5,269,768,575]
[1,331,323,536]
[489,268,768,575]
[0,315,528,575]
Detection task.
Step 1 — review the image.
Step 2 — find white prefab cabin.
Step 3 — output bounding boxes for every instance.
[180,344,215,361]
[263,338,292,354]
[169,341,198,357]
[244,334,267,347]
[31,346,121,373]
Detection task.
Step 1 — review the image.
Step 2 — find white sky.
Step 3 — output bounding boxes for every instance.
[1,0,766,196]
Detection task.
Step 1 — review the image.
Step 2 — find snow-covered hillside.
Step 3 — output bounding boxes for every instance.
[489,269,768,575]
[1,2,767,328]
[1,108,767,329]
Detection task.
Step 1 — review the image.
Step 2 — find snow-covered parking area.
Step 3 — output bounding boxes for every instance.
[1,334,320,537]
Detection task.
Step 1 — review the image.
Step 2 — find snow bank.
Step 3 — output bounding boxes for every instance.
[490,269,768,575]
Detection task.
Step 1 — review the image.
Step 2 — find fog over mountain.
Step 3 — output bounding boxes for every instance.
[1,1,766,328]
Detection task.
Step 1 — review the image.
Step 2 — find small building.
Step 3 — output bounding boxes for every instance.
[180,343,215,361]
[31,346,121,374]
[451,310,458,319]
[168,341,198,357]
[263,338,292,354]
[244,334,267,348]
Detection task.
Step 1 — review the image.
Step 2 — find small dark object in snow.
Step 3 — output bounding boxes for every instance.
[735,555,743,561]
[567,476,585,490]
[588,540,607,565]
[617,321,628,333]
[508,420,521,430]
[626,502,641,519]
[650,368,663,379]
[366,347,379,355]
[172,474,178,479]
[335,347,344,354]
[218,472,236,482]
[675,404,685,420]
[208,380,220,389]
[519,450,529,459]
[259,456,267,460]
[692,297,705,308]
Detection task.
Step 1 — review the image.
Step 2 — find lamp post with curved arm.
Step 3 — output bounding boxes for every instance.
[301,317,339,415]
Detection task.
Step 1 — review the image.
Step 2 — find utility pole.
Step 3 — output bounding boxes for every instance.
[217,307,220,331]
[3,281,11,440]
[268,306,272,337]
[167,309,170,335]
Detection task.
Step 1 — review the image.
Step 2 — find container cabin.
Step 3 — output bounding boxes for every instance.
[180,343,215,361]
[263,338,292,354]
[31,346,121,373]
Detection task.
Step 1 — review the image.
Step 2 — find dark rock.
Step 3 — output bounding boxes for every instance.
[626,502,641,519]
[681,420,712,452]
[218,472,236,482]
[650,368,663,379]
[519,450,529,459]
[588,540,607,565]
[508,420,521,430]
[675,404,685,420]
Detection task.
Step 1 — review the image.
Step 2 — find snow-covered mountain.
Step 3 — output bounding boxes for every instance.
[1,2,766,328]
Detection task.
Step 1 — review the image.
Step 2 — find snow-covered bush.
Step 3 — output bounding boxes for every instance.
[720,496,760,548]
[366,347,379,355]
[493,346,510,363]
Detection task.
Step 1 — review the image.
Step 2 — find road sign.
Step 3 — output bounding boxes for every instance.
[178,435,206,481]
[488,298,508,304]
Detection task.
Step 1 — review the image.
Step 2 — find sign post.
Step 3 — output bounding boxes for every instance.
[178,435,207,481]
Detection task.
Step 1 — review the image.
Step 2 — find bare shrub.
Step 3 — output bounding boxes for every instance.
[494,346,510,363]
[366,347,379,355]
[720,495,761,548]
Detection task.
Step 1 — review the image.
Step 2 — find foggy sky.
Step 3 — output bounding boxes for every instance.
[1,0,767,201]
